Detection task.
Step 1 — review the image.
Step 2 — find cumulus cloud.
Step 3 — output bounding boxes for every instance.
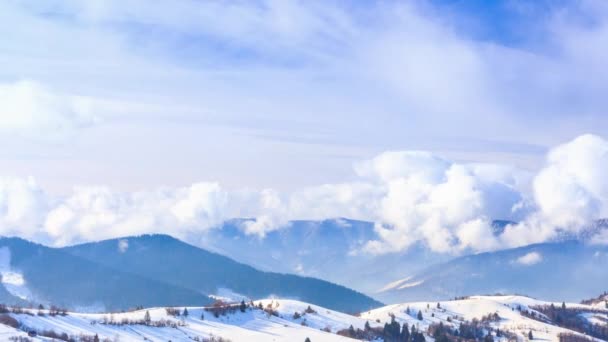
[0,80,97,140]
[359,152,524,254]
[514,252,543,266]
[502,134,608,247]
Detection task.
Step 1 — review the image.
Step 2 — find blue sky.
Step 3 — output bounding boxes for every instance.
[2,1,608,250]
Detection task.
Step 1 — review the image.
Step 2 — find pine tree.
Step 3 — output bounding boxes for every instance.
[406,306,411,315]
[348,325,355,336]
[93,334,100,342]
[144,310,151,323]
[240,300,247,312]
[365,321,371,331]
[436,302,441,309]
[402,323,410,342]
[528,330,534,340]
[305,338,311,342]
[561,302,566,310]
[200,312,205,320]
[183,308,189,317]
[417,310,423,320]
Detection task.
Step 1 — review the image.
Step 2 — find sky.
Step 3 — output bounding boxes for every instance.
[2,0,608,252]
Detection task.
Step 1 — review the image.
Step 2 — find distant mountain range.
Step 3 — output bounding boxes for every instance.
[377,240,608,303]
[1,218,606,312]
[194,218,448,294]
[0,235,381,312]
[193,218,608,303]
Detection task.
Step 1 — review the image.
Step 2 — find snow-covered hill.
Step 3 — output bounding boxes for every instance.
[1,295,607,341]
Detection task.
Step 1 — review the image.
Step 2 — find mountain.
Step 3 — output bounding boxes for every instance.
[377,240,608,303]
[0,237,210,310]
[63,234,382,313]
[1,294,606,341]
[193,218,448,294]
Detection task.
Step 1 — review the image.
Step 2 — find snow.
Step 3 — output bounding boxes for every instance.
[360,295,607,342]
[209,288,251,303]
[1,295,606,341]
[6,300,361,341]
[378,276,426,293]
[0,247,34,300]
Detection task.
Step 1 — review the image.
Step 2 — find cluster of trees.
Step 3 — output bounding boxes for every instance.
[580,292,607,306]
[337,315,425,342]
[292,305,318,321]
[18,329,100,342]
[165,307,189,317]
[96,310,186,328]
[201,300,251,319]
[527,304,608,341]
[337,322,380,340]
[558,333,595,342]
[0,304,68,316]
[385,319,425,342]
[427,318,516,342]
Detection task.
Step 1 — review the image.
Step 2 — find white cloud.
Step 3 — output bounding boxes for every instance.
[0,80,98,140]
[501,134,608,247]
[0,134,607,255]
[359,152,523,254]
[515,252,543,266]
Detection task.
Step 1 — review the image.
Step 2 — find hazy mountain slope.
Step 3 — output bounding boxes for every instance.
[378,240,608,303]
[195,218,448,294]
[0,237,211,310]
[64,234,382,313]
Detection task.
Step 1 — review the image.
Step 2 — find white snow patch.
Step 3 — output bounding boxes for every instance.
[378,276,413,292]
[209,288,250,303]
[378,276,425,292]
[0,247,34,300]
[397,280,424,290]
[118,239,129,253]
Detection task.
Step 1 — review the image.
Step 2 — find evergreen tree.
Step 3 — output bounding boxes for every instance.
[240,300,247,312]
[401,323,410,342]
[484,333,494,342]
[417,310,423,320]
[182,308,189,317]
[561,302,566,310]
[528,330,534,340]
[93,334,100,342]
[305,338,311,342]
[406,306,411,315]
[144,310,151,323]
[349,324,356,336]
[200,312,205,320]
[365,321,371,331]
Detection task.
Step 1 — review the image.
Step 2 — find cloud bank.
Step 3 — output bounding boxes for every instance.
[1,134,607,254]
